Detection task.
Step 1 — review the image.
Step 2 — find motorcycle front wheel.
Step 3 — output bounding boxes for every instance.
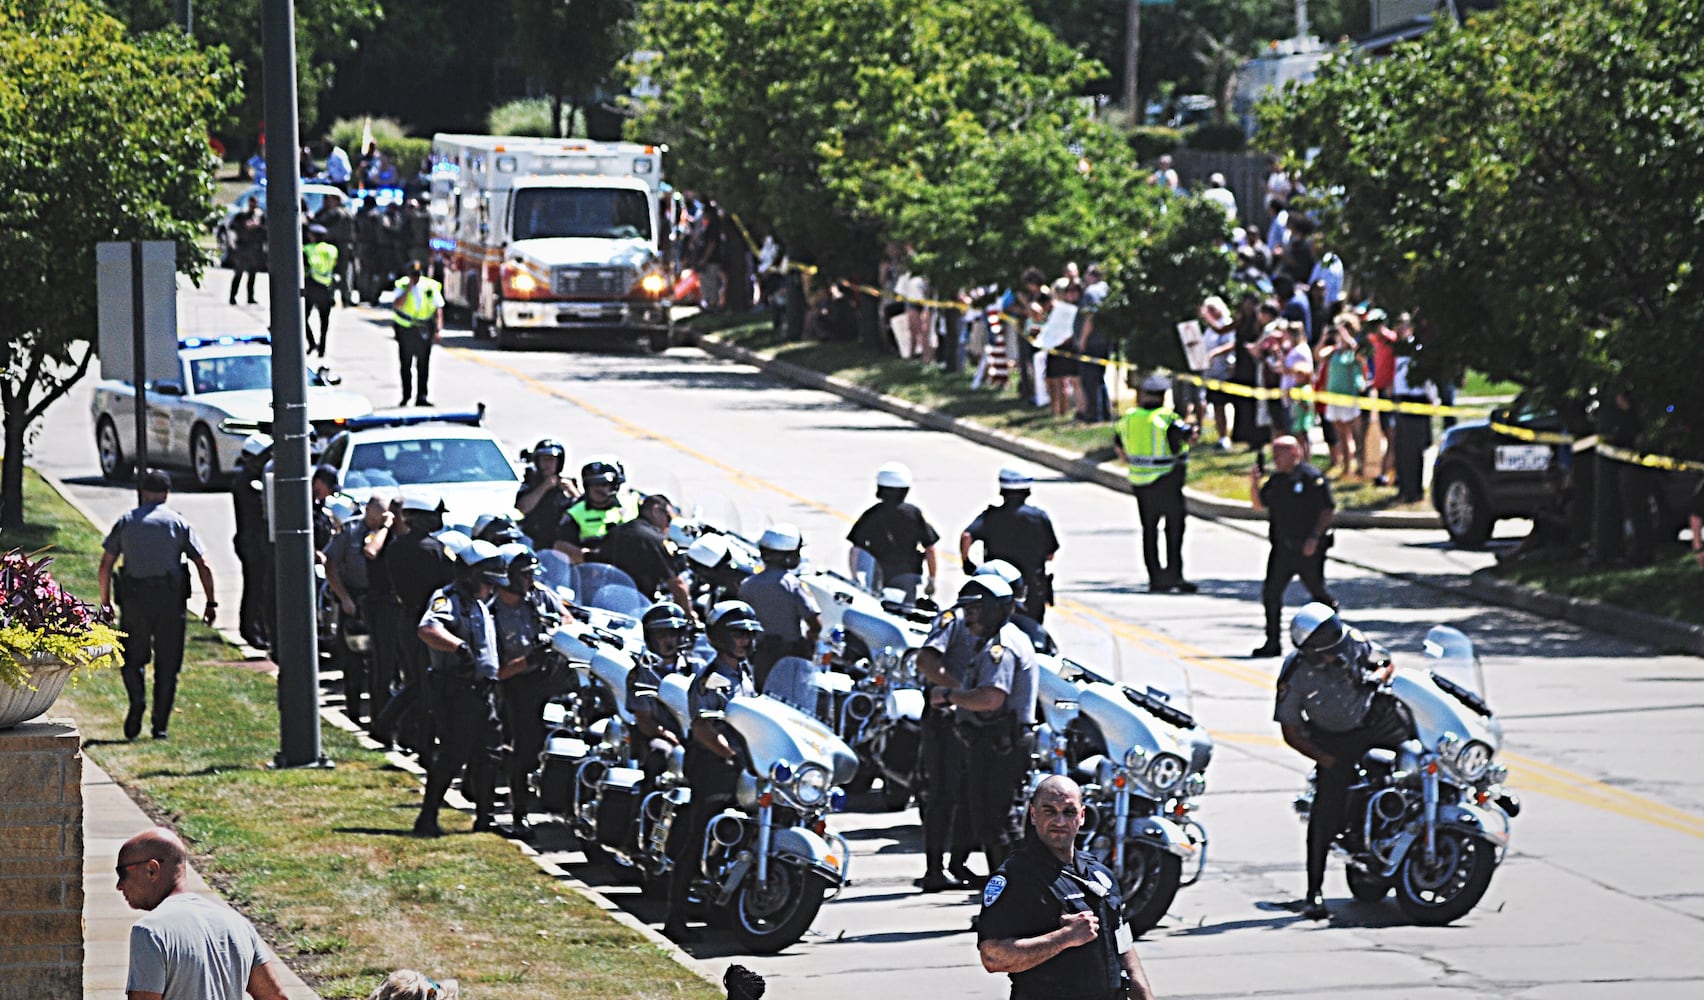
[1394,831,1497,925]
[732,860,828,954]
[1121,843,1184,936]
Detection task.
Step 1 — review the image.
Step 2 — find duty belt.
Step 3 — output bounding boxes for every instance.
[121,571,184,588]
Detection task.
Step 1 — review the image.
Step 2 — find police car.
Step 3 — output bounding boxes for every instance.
[215,182,348,267]
[315,409,524,525]
[91,334,375,489]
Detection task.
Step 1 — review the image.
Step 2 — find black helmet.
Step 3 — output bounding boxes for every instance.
[641,601,694,656]
[500,544,540,591]
[473,512,523,545]
[955,576,1015,635]
[581,458,625,489]
[706,600,763,657]
[531,438,566,463]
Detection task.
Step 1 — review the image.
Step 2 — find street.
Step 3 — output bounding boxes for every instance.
[32,276,1704,999]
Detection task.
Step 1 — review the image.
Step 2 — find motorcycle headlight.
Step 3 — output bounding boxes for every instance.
[1184,773,1207,799]
[1123,746,1147,772]
[1146,753,1187,792]
[791,763,831,808]
[1453,741,1493,782]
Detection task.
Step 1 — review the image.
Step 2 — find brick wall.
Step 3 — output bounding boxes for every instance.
[0,721,84,997]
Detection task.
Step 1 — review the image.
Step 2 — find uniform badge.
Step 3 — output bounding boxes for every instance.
[988,643,1005,662]
[1095,869,1113,891]
[982,874,1007,907]
[940,610,956,624]
[431,595,450,612]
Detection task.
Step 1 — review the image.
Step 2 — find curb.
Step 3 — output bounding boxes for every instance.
[1464,568,1704,657]
[693,331,1441,530]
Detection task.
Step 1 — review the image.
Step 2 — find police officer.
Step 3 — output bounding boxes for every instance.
[626,602,697,777]
[413,539,510,837]
[1275,604,1412,919]
[392,261,444,407]
[663,601,762,943]
[598,494,693,613]
[310,465,353,555]
[312,190,356,307]
[1113,373,1198,593]
[1249,434,1338,657]
[324,494,387,724]
[96,470,218,741]
[491,545,565,840]
[933,576,1037,869]
[371,493,455,760]
[976,560,1050,655]
[230,434,272,650]
[302,224,339,357]
[554,457,641,564]
[916,582,987,892]
[359,495,404,744]
[978,775,1157,1000]
[473,512,525,547]
[847,462,939,601]
[960,466,1060,624]
[515,439,578,551]
[737,523,822,685]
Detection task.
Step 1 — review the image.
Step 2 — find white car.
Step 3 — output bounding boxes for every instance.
[91,334,375,489]
[315,412,524,525]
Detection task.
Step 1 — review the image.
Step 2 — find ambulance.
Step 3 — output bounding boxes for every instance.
[429,135,676,350]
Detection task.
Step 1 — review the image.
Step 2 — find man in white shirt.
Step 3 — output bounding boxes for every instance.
[324,143,352,191]
[1201,173,1239,224]
[118,827,286,1000]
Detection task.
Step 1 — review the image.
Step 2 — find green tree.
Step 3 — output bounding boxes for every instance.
[510,0,636,138]
[0,0,237,527]
[1258,0,1704,451]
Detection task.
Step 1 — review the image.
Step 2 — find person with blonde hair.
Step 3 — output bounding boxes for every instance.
[366,969,457,1000]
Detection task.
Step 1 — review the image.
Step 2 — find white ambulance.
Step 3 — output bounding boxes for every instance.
[429,135,676,350]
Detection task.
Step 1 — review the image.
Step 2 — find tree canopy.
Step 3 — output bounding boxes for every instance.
[0,0,237,526]
[1258,0,1704,451]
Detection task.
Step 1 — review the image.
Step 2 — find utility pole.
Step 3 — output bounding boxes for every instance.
[261,0,327,768]
[1124,0,1141,117]
[177,0,191,34]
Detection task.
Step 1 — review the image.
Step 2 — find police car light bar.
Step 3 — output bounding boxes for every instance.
[331,404,486,432]
[179,333,272,349]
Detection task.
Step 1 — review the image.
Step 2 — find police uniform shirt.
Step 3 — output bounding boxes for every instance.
[688,659,758,728]
[595,517,675,598]
[846,500,939,581]
[964,502,1060,577]
[1258,462,1334,545]
[1273,645,1379,734]
[738,567,821,644]
[626,651,700,739]
[921,608,980,686]
[958,622,1039,727]
[103,503,205,579]
[390,532,454,619]
[556,490,642,548]
[322,516,370,591]
[493,585,564,665]
[516,475,572,549]
[978,835,1128,999]
[420,584,500,681]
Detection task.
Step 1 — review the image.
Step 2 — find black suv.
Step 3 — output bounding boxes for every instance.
[1430,394,1701,548]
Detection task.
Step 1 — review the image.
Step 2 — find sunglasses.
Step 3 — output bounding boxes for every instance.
[116,859,151,879]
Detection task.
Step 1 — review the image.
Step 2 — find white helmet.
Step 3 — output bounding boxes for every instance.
[997,465,1034,491]
[757,523,803,553]
[875,462,913,490]
[1290,602,1350,656]
[433,529,473,561]
[686,533,732,571]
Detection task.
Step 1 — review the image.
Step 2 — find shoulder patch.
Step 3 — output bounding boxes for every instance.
[940,609,956,625]
[1094,869,1113,891]
[430,595,450,612]
[982,874,1007,908]
[988,643,1005,662]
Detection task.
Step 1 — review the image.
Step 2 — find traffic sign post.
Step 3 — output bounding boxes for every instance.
[95,240,178,502]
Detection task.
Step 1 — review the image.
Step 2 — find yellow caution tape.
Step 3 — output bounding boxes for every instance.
[1170,373,1485,418]
[1488,423,1574,446]
[1597,442,1704,474]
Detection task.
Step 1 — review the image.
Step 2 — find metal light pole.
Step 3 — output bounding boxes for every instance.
[261,0,328,768]
[1124,0,1141,117]
[177,0,191,33]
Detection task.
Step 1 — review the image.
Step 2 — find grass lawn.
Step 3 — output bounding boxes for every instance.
[1461,371,1521,401]
[1498,547,1704,629]
[706,316,1430,512]
[14,467,716,1000]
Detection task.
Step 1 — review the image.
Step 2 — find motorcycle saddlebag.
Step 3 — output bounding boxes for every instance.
[596,766,647,847]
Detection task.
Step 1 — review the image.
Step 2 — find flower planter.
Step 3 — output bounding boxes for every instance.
[0,650,91,730]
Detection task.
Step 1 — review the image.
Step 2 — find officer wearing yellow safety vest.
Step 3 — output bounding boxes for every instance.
[1113,372,1199,593]
[552,457,642,564]
[302,225,339,359]
[391,261,444,406]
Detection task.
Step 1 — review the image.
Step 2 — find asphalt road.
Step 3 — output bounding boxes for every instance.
[32,276,1704,999]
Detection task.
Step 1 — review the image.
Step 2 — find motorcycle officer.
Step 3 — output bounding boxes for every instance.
[978,775,1157,1000]
[492,545,566,840]
[324,494,388,724]
[473,512,526,547]
[960,466,1059,624]
[554,457,641,564]
[974,560,1050,656]
[663,601,763,943]
[1275,602,1413,919]
[933,576,1038,870]
[516,439,578,551]
[847,461,940,602]
[413,539,510,838]
[916,578,989,892]
[626,602,698,776]
[737,523,822,686]
[371,493,454,763]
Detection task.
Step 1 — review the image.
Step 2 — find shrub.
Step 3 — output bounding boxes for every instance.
[0,549,123,689]
[1184,121,1248,152]
[487,98,557,137]
[1125,126,1183,165]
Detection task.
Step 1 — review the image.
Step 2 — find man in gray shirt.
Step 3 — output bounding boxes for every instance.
[118,826,284,1000]
[98,470,218,740]
[737,523,821,683]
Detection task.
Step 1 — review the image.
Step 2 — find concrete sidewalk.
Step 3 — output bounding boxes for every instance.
[82,749,320,999]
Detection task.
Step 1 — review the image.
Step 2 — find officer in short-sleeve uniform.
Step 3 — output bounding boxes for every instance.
[97,470,218,741]
[978,837,1129,1000]
[491,548,566,839]
[915,604,982,890]
[1250,435,1338,656]
[961,466,1060,623]
[626,603,699,776]
[847,462,940,601]
[738,523,821,685]
[413,541,508,838]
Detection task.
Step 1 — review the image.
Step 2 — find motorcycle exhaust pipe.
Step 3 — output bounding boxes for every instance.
[1370,788,1407,822]
[845,691,878,722]
[577,759,608,792]
[708,813,747,849]
[1079,802,1103,839]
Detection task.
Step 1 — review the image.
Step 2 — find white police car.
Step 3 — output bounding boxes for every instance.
[315,409,524,526]
[215,181,348,267]
[91,333,374,489]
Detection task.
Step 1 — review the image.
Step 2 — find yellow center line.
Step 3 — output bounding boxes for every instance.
[453,346,1704,842]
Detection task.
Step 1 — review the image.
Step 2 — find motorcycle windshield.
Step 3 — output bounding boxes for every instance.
[690,491,744,539]
[573,564,643,607]
[849,548,884,596]
[1420,624,1490,705]
[1047,616,1121,681]
[592,584,651,619]
[761,655,823,714]
[535,549,576,599]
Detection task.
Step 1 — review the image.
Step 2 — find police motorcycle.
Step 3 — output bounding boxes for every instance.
[1020,615,1212,936]
[1292,618,1518,925]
